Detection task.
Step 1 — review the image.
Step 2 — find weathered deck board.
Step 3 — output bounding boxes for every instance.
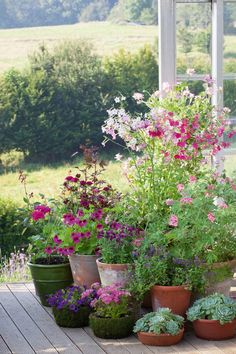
[1,283,236,354]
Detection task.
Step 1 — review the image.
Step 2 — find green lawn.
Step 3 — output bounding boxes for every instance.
[0,21,158,73]
[0,161,129,204]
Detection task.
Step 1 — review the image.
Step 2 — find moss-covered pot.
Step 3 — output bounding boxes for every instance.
[89,313,135,339]
[52,306,91,327]
[28,262,73,306]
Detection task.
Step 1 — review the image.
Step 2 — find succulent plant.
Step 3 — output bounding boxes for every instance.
[187,293,236,325]
[133,308,184,336]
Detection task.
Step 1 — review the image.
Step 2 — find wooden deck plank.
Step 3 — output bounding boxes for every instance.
[8,283,82,354]
[0,284,58,354]
[117,335,154,353]
[84,327,130,354]
[0,303,35,354]
[63,328,106,354]
[0,336,11,354]
[184,332,226,354]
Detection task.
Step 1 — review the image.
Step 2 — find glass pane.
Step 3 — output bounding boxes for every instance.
[224,1,236,74]
[224,80,236,116]
[176,2,211,75]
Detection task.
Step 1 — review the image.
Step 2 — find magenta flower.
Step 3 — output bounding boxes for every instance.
[32,210,45,221]
[44,246,53,255]
[189,175,197,183]
[96,224,103,230]
[53,235,62,245]
[169,214,178,227]
[65,176,78,183]
[177,184,184,192]
[208,213,215,223]
[180,197,193,204]
[77,210,84,217]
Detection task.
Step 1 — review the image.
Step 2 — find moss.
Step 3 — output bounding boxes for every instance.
[210,266,233,283]
[52,306,91,327]
[89,313,135,339]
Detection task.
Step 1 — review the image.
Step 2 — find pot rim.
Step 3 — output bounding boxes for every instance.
[96,258,131,267]
[151,285,190,291]
[27,261,70,268]
[138,328,184,337]
[69,254,98,259]
[193,318,236,325]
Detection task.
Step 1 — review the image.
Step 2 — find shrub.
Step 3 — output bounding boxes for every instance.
[0,198,36,256]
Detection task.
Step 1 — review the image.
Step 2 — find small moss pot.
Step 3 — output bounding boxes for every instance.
[137,328,184,346]
[89,313,134,339]
[193,319,236,340]
[52,306,91,327]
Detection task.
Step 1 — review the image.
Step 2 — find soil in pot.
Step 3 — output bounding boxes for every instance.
[151,285,191,316]
[52,306,91,327]
[89,313,135,339]
[28,261,73,306]
[69,254,100,287]
[193,319,236,340]
[137,328,184,346]
[96,259,131,287]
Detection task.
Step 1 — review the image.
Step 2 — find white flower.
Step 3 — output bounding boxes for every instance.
[114,97,121,103]
[186,68,195,76]
[115,153,123,161]
[162,82,171,92]
[133,92,144,101]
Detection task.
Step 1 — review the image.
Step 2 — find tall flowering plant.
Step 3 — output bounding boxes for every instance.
[102,80,234,224]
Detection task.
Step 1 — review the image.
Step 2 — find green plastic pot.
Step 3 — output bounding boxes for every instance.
[52,306,91,327]
[28,262,73,306]
[89,313,135,339]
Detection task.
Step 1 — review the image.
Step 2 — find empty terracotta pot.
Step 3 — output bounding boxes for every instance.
[96,258,132,286]
[68,254,100,287]
[193,319,236,340]
[137,328,184,346]
[151,285,191,316]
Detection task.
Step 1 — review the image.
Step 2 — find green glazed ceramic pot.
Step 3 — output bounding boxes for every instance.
[28,262,73,306]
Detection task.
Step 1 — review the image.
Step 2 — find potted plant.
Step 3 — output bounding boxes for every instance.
[26,203,73,306]
[133,308,184,346]
[127,243,206,316]
[56,146,121,286]
[96,221,143,286]
[47,284,98,327]
[89,284,135,339]
[187,293,236,340]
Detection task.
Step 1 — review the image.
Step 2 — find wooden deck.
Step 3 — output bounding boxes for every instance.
[0,284,236,354]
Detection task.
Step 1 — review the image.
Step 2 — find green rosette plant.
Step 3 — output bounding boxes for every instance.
[187,293,236,325]
[133,308,184,336]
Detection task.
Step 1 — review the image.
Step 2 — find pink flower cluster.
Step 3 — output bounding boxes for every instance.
[32,204,51,221]
[90,284,130,307]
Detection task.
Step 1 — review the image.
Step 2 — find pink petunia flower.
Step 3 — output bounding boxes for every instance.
[169,214,178,227]
[165,199,174,206]
[177,184,184,192]
[208,213,215,223]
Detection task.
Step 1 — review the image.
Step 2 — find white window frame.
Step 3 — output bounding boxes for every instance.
[158,0,236,172]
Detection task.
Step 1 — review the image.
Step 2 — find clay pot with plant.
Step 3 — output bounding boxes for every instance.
[133,308,184,346]
[187,293,236,340]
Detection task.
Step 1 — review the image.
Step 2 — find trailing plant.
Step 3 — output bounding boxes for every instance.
[187,293,236,325]
[133,308,184,335]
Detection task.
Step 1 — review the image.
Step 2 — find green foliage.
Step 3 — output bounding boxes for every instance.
[187,293,236,325]
[177,27,193,54]
[0,198,36,256]
[0,41,106,162]
[133,308,184,335]
[103,45,158,113]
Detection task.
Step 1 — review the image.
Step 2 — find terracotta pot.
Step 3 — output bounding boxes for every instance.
[96,258,131,286]
[193,319,236,340]
[137,328,184,346]
[151,285,191,316]
[68,254,100,287]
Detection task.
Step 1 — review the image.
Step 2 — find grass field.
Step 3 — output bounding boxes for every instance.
[0,161,129,204]
[0,21,158,73]
[0,155,236,204]
[1,21,236,73]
